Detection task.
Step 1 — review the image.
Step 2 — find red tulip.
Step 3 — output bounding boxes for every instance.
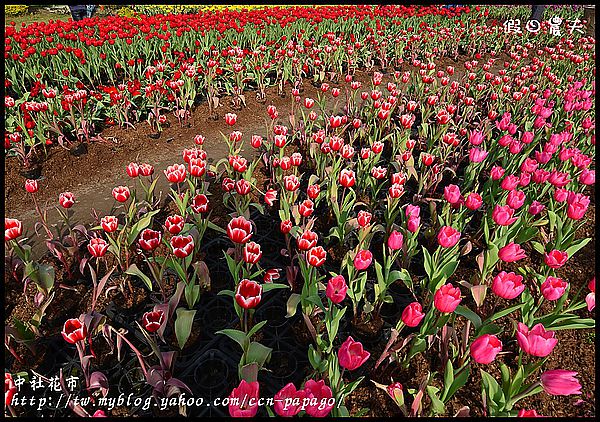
[142,310,164,333]
[164,164,186,183]
[235,279,262,309]
[165,215,185,234]
[465,192,483,210]
[299,199,314,218]
[338,336,370,370]
[139,163,154,177]
[387,230,404,250]
[283,174,300,191]
[138,229,162,251]
[586,277,595,311]
[126,162,140,178]
[170,235,194,258]
[5,373,17,407]
[492,271,525,299]
[224,112,237,126]
[434,283,462,313]
[339,169,356,188]
[541,276,568,301]
[228,379,259,417]
[112,186,130,202]
[59,192,75,208]
[243,242,262,264]
[100,216,118,233]
[62,318,87,344]
[274,383,306,417]
[297,230,318,251]
[307,246,326,267]
[264,189,278,206]
[307,184,320,200]
[4,218,23,241]
[25,179,38,193]
[88,238,108,258]
[280,219,292,234]
[191,193,209,213]
[227,216,253,244]
[229,155,248,173]
[326,275,347,304]
[189,158,206,178]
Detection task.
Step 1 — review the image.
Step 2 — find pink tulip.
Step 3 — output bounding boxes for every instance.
[544,250,568,269]
[586,277,595,311]
[273,383,306,417]
[541,277,568,301]
[444,184,462,205]
[338,336,370,370]
[517,409,543,417]
[434,283,462,313]
[401,302,425,327]
[354,250,373,271]
[516,323,557,357]
[326,275,348,304]
[540,370,582,396]
[387,230,404,250]
[498,242,527,262]
[470,334,502,364]
[437,226,461,248]
[492,271,525,299]
[303,380,334,417]
[492,205,518,226]
[465,192,483,210]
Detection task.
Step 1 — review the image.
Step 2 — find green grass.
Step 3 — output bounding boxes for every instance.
[5,10,72,28]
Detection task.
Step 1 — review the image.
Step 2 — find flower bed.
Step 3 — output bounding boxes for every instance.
[4,4,596,418]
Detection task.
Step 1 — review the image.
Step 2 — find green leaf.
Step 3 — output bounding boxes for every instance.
[484,303,524,324]
[454,305,482,330]
[37,263,55,294]
[564,237,591,259]
[127,209,160,246]
[476,323,503,337]
[422,246,434,281]
[286,293,302,318]
[445,364,470,402]
[216,328,248,350]
[426,386,446,415]
[245,342,272,368]
[125,263,153,291]
[443,360,454,399]
[248,320,267,338]
[174,308,196,350]
[261,282,288,293]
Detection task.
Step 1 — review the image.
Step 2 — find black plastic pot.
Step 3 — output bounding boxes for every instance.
[69,142,88,157]
[19,165,42,179]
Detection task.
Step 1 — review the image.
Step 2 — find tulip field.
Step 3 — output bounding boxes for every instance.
[3,4,596,418]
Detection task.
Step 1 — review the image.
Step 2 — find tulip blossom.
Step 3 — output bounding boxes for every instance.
[165,215,185,235]
[228,380,259,417]
[434,283,462,313]
[4,218,23,241]
[492,271,525,299]
[88,238,109,258]
[540,370,582,396]
[25,179,38,193]
[437,226,461,248]
[5,373,17,407]
[338,336,370,370]
[170,235,194,258]
[444,184,462,205]
[243,242,262,264]
[307,246,327,267]
[142,310,164,333]
[387,230,404,250]
[235,279,262,309]
[280,220,293,234]
[541,277,568,301]
[227,216,253,244]
[465,192,483,210]
[101,216,118,233]
[138,229,162,251]
[470,334,502,364]
[274,383,306,417]
[164,164,186,183]
[59,192,76,208]
[339,169,356,188]
[516,323,557,357]
[354,249,373,271]
[401,302,425,327]
[326,275,348,304]
[517,409,543,417]
[492,205,518,226]
[264,189,278,206]
[303,380,334,417]
[586,278,595,311]
[544,250,568,269]
[62,318,87,344]
[191,194,209,214]
[498,242,527,262]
